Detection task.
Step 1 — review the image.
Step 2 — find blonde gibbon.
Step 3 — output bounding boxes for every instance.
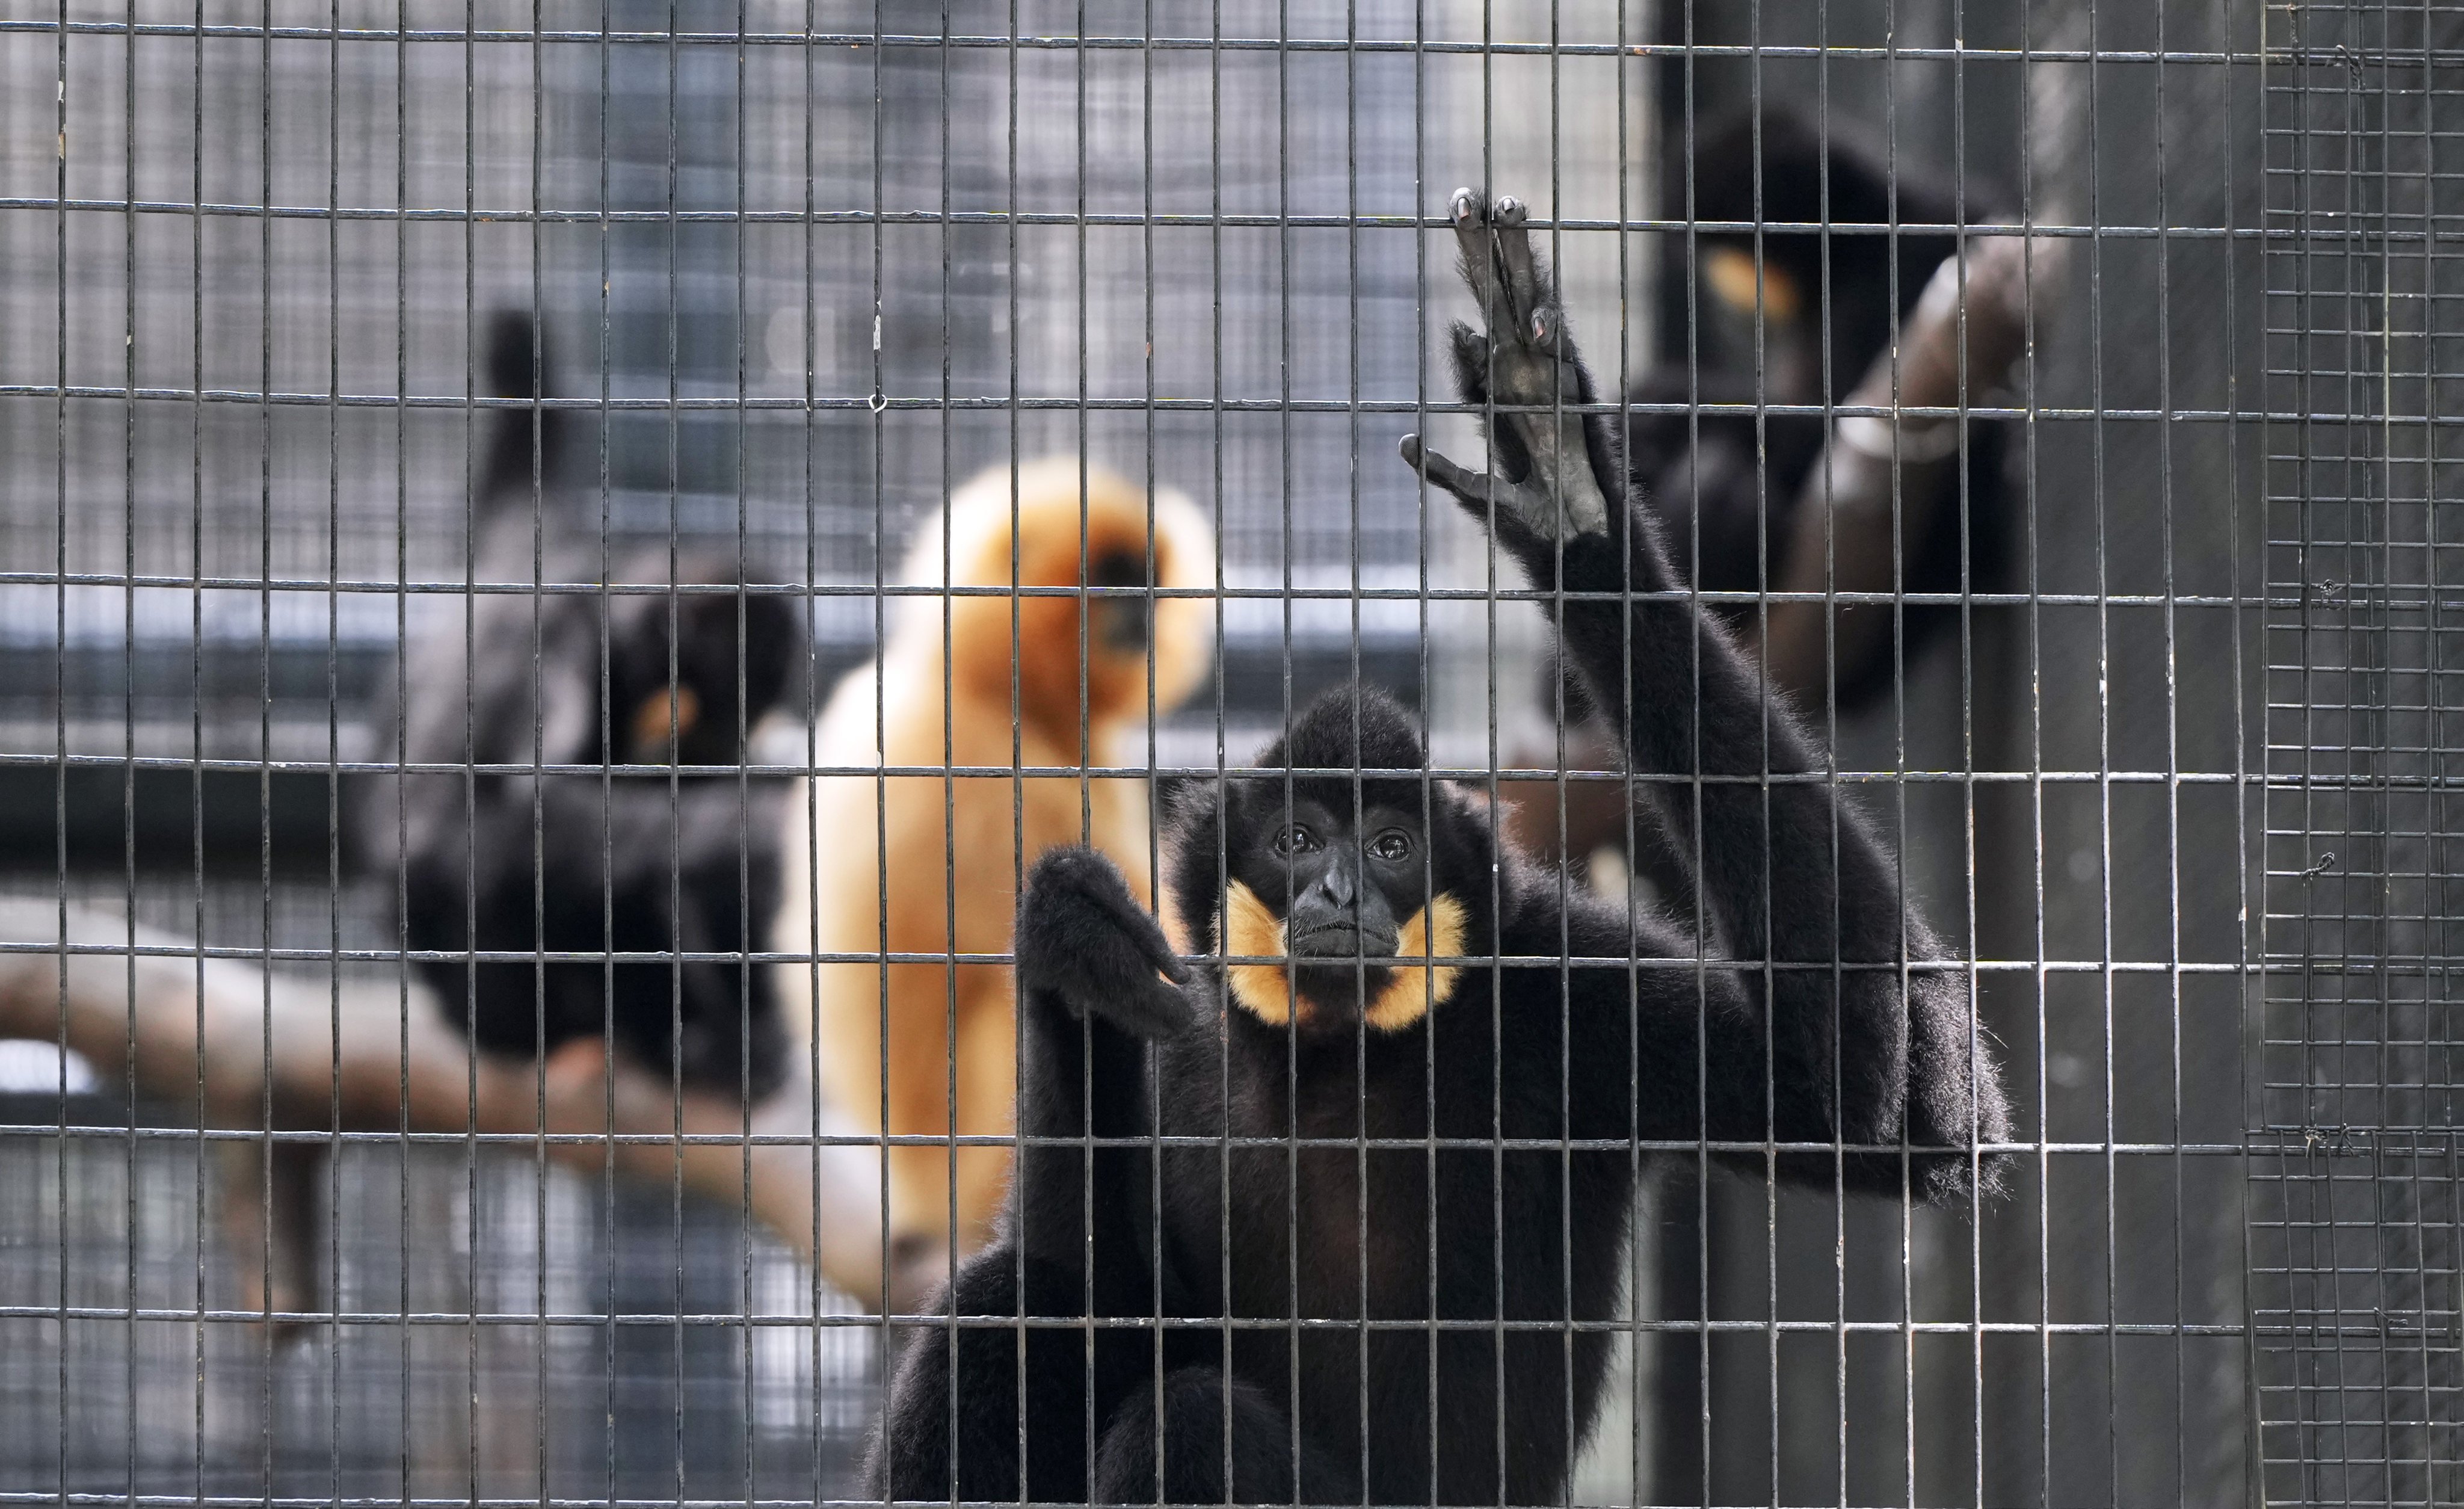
[774,458,1212,1276]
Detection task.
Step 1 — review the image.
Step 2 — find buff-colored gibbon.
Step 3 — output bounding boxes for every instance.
[774,458,1212,1276]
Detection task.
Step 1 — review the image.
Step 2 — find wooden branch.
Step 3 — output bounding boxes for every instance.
[1758,230,2062,701]
[0,900,934,1315]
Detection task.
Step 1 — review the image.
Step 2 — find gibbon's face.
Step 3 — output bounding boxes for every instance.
[1168,685,1483,1036]
[1007,520,1172,729]
[923,461,1212,739]
[1213,784,1472,1035]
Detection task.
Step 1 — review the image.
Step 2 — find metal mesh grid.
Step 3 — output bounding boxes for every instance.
[0,5,1639,1501]
[2253,5,2464,1504]
[0,1,2423,1506]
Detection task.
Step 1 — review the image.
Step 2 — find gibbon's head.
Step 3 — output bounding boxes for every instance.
[1166,685,1494,1036]
[596,563,801,768]
[1687,108,1975,383]
[901,458,1212,740]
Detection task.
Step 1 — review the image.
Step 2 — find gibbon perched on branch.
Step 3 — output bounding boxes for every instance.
[1509,109,2027,899]
[1631,105,2013,708]
[363,310,800,1099]
[773,458,1213,1278]
[211,310,801,1330]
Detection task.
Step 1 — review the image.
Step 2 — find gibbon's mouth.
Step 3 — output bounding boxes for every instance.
[1287,922,1400,961]
[1095,596,1151,653]
[1220,883,1465,1033]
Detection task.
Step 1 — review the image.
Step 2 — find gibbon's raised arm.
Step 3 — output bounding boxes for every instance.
[1404,190,2009,1200]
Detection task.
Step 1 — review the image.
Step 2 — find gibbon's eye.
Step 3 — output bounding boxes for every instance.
[1367,829,1414,863]
[1270,824,1317,857]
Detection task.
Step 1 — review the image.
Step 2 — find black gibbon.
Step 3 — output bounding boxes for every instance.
[1631,106,2012,709]
[867,191,2010,1507]
[773,458,1212,1274]
[359,310,799,1098]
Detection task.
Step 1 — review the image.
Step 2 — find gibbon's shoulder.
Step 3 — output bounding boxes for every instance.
[808,658,884,761]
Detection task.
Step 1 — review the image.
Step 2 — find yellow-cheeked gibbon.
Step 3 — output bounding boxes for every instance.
[773,458,1212,1277]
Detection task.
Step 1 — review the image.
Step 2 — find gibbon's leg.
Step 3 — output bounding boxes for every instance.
[1405,189,2008,1199]
[869,1248,1094,1503]
[216,1138,322,1332]
[861,966,1021,1271]
[876,957,963,1259]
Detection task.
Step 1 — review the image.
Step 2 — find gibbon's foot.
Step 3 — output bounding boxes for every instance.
[1401,187,1613,545]
[1015,848,1192,1040]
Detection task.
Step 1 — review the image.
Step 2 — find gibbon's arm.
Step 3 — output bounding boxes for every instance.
[1404,190,2009,1201]
[867,851,1190,1504]
[1004,847,1187,1306]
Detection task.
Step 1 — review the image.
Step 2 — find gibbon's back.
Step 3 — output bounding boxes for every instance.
[772,459,1213,1273]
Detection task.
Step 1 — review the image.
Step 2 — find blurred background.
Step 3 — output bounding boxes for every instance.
[0,2,2456,1505]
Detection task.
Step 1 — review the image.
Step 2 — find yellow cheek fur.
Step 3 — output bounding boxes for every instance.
[630,684,700,755]
[1367,895,1468,1031]
[1704,243,1803,324]
[1218,880,1295,1026]
[1214,880,1467,1031]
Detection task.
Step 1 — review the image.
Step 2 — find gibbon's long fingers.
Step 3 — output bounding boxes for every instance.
[1449,190,1545,360]
[1462,194,1585,412]
[1487,194,1542,319]
[1449,188,1523,348]
[1399,433,1541,529]
[1442,191,1613,544]
[1429,196,1613,544]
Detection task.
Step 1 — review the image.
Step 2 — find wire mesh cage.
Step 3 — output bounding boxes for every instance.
[2253,5,2464,1504]
[0,2,2452,1507]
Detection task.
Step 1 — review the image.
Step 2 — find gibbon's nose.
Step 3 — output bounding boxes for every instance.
[1314,855,1357,910]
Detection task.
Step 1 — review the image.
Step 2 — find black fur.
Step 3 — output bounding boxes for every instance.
[869,196,2010,1506]
[359,309,798,1098]
[1633,108,2012,708]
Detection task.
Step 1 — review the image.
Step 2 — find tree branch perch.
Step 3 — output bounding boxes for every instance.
[1758,229,2063,701]
[0,900,926,1315]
